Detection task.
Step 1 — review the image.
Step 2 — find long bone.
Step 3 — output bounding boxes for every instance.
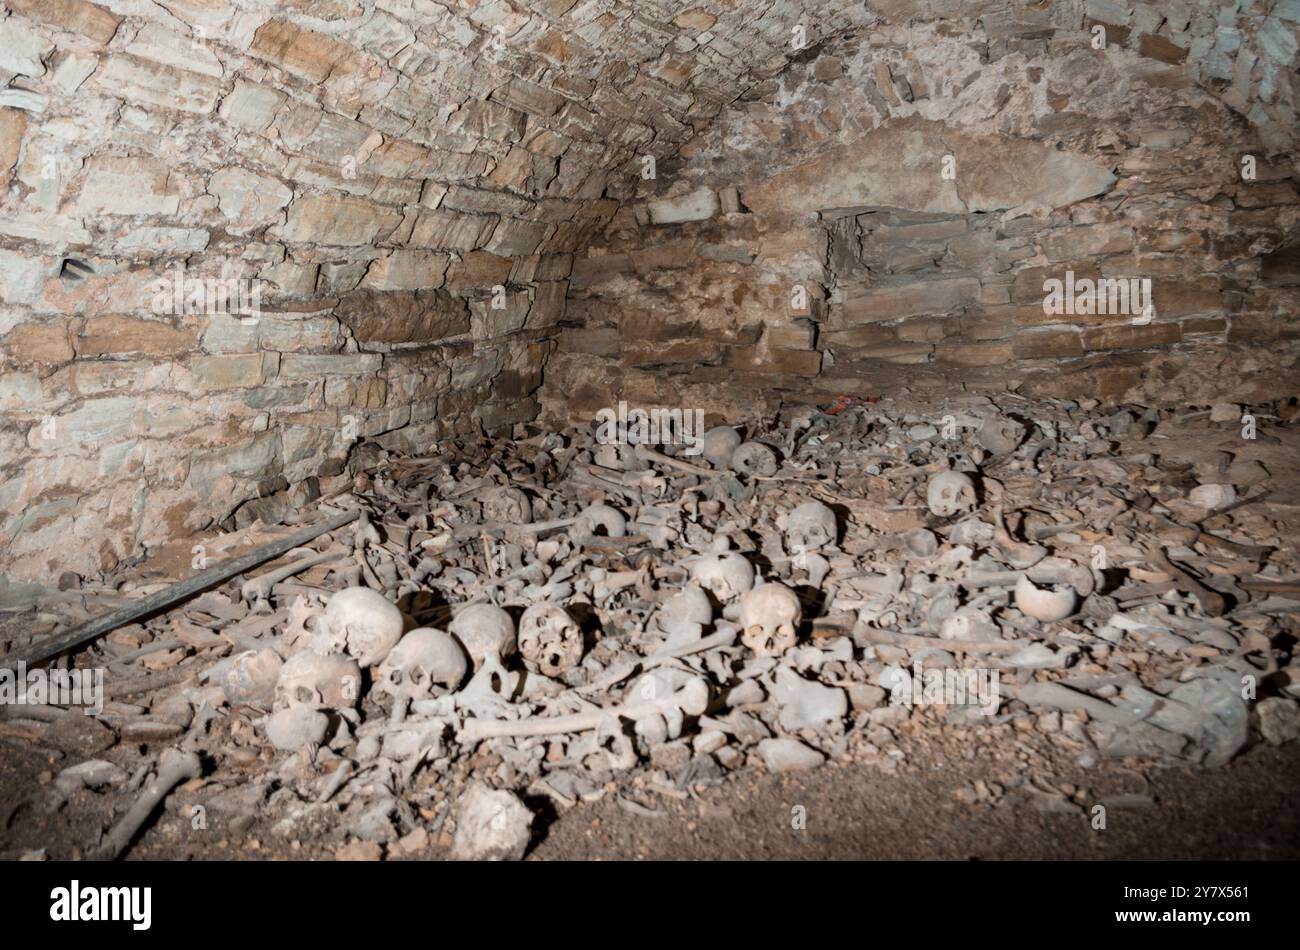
[1143,544,1227,617]
[957,563,1094,593]
[633,444,714,476]
[240,544,352,607]
[91,748,202,861]
[459,677,708,742]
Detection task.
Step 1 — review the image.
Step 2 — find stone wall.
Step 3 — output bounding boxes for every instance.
[0,0,875,587]
[548,3,1300,425]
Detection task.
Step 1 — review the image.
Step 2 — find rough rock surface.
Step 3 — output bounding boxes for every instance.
[547,8,1300,424]
[450,784,533,861]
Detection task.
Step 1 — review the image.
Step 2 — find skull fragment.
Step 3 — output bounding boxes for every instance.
[1014,575,1077,622]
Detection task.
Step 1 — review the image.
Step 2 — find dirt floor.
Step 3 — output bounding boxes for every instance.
[3,721,1297,861]
[530,742,1300,861]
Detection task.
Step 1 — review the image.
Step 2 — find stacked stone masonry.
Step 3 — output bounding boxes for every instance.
[0,0,873,584]
[550,2,1300,426]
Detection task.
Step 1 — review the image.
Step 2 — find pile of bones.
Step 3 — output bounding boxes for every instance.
[9,393,1300,856]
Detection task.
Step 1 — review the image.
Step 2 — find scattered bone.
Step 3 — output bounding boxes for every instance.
[55,760,126,797]
[460,676,708,742]
[92,748,202,861]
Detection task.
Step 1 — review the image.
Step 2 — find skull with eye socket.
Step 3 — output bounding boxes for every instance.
[782,500,837,554]
[274,651,361,711]
[738,582,802,657]
[925,471,977,518]
[517,602,584,677]
[730,441,778,477]
[312,587,404,669]
[374,628,469,710]
[483,486,532,524]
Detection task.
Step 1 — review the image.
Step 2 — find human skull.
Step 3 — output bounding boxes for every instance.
[265,705,329,753]
[738,582,802,657]
[926,471,977,518]
[690,549,755,602]
[448,603,517,669]
[573,503,626,543]
[221,648,283,707]
[316,587,404,668]
[483,486,532,524]
[375,628,469,705]
[730,441,778,477]
[783,500,837,553]
[976,416,1025,456]
[518,602,584,676]
[274,650,361,710]
[702,426,742,467]
[654,587,714,636]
